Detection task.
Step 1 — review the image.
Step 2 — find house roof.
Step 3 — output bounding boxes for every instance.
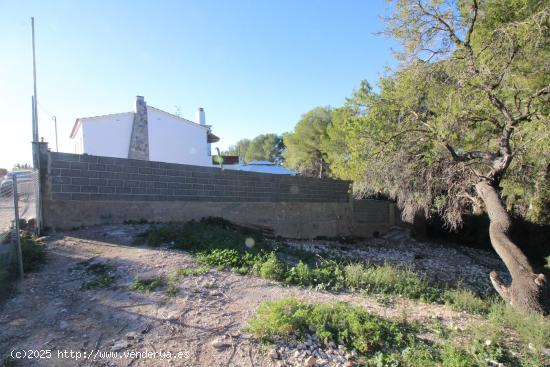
[247,160,275,165]
[70,112,133,138]
[69,105,212,139]
[236,161,297,175]
[240,164,297,175]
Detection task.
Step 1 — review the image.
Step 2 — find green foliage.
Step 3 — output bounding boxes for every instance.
[244,134,284,164]
[259,252,287,281]
[443,289,492,315]
[248,297,547,366]
[283,106,332,178]
[73,260,117,290]
[174,265,209,277]
[140,219,494,313]
[144,218,271,272]
[323,0,550,228]
[20,231,46,272]
[129,276,163,293]
[247,298,413,355]
[83,274,116,289]
[0,231,45,301]
[488,302,550,354]
[224,135,284,164]
[223,138,251,158]
[345,262,442,302]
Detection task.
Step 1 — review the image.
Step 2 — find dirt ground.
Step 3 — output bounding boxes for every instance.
[0,225,496,366]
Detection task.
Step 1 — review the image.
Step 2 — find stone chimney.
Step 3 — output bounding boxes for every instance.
[128,96,150,160]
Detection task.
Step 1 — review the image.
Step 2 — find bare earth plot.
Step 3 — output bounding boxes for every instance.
[0,225,502,366]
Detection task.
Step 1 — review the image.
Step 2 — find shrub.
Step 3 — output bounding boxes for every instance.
[259,252,286,281]
[20,231,46,272]
[286,261,313,285]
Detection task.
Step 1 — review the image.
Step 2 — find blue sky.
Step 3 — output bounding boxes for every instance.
[0,0,398,169]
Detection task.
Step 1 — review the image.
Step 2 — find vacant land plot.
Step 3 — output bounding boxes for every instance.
[0,224,547,366]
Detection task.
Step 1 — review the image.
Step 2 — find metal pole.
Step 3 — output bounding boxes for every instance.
[12,176,24,279]
[31,17,39,143]
[31,96,39,169]
[53,116,58,152]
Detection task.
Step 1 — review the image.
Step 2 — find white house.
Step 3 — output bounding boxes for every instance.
[70,96,219,166]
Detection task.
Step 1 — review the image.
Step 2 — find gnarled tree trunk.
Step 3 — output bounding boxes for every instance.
[476,181,549,315]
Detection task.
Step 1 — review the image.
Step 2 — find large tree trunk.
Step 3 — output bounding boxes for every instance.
[476,181,549,315]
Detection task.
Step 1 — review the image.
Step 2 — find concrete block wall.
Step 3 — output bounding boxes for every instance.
[39,148,399,238]
[46,152,350,203]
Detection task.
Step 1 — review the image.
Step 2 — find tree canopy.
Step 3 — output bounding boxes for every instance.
[324,0,550,314]
[283,107,332,178]
[223,139,251,159]
[244,134,284,164]
[223,135,284,164]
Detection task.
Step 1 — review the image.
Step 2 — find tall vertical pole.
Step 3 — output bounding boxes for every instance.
[31,18,42,235]
[32,17,38,143]
[12,176,24,279]
[53,116,58,152]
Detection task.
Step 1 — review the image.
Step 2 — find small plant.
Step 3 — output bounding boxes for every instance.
[20,231,46,272]
[165,281,178,296]
[174,265,209,277]
[129,276,163,293]
[73,260,117,290]
[258,252,286,281]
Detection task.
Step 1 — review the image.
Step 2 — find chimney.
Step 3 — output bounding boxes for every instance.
[195,107,212,157]
[128,96,150,160]
[195,107,206,125]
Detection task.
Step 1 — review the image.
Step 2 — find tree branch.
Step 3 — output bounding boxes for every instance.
[465,0,478,46]
[445,143,496,162]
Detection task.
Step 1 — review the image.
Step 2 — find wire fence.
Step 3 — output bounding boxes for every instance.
[0,171,39,279]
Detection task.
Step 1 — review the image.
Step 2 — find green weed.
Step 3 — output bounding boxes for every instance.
[138,218,494,314]
[247,297,415,355]
[73,260,117,290]
[129,276,163,293]
[1,231,46,301]
[259,252,287,281]
[247,298,546,366]
[174,265,209,277]
[83,274,116,289]
[443,289,492,315]
[20,231,46,272]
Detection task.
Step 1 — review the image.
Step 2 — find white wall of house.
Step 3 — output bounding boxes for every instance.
[79,113,134,158]
[72,125,84,154]
[147,107,212,166]
[71,106,213,166]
